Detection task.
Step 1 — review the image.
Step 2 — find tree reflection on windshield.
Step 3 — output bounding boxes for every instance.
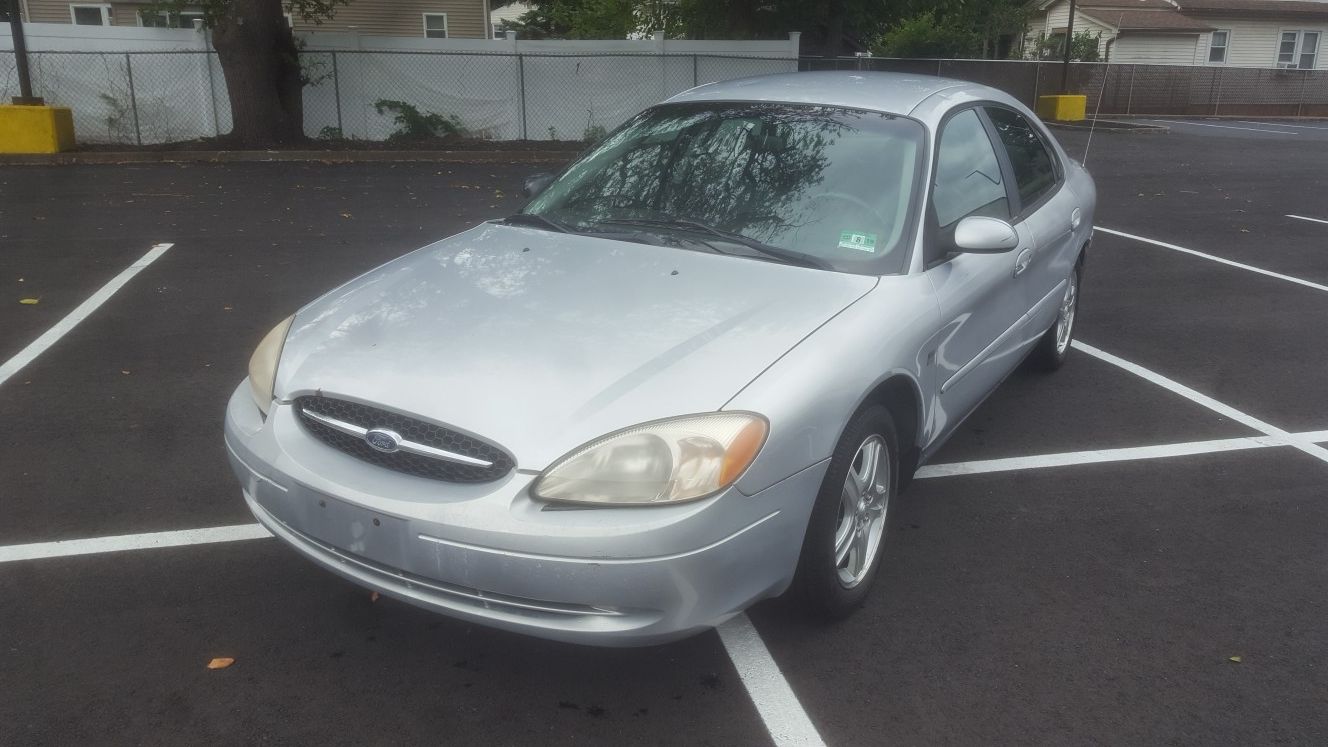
[525,102,924,275]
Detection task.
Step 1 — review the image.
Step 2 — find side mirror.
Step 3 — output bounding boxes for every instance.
[523,173,555,198]
[952,216,1019,253]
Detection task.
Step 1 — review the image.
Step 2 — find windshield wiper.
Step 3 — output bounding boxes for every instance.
[502,213,576,234]
[597,218,831,270]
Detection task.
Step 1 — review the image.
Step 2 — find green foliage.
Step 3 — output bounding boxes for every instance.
[873,11,980,58]
[1029,30,1102,62]
[98,92,134,141]
[373,100,465,141]
[317,125,343,139]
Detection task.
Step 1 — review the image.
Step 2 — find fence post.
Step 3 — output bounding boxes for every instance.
[125,52,142,146]
[1033,62,1041,102]
[936,59,942,76]
[1126,64,1135,115]
[1213,66,1223,116]
[693,54,698,87]
[331,51,343,135]
[1298,68,1308,117]
[518,53,528,140]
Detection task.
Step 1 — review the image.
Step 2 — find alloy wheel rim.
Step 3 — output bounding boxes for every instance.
[833,434,890,589]
[1055,272,1078,356]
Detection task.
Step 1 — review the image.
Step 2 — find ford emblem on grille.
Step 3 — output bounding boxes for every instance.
[364,428,402,453]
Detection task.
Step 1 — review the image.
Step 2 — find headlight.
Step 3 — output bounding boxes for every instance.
[247,315,294,415]
[532,413,767,506]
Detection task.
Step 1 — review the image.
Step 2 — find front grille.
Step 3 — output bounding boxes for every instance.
[295,396,514,483]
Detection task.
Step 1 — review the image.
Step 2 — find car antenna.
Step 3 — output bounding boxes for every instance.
[1081,14,1122,168]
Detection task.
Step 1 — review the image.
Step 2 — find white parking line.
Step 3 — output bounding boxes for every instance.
[718,614,827,747]
[0,242,174,388]
[1288,214,1328,226]
[1072,341,1328,465]
[1095,227,1328,293]
[0,524,270,564]
[1233,120,1328,131]
[1145,119,1298,135]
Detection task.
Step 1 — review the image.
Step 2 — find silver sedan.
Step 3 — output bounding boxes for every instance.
[224,72,1095,646]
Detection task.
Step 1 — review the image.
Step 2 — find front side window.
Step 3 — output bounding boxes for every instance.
[525,103,925,274]
[424,13,448,38]
[1278,30,1321,69]
[932,108,1008,229]
[1208,30,1229,63]
[986,107,1058,210]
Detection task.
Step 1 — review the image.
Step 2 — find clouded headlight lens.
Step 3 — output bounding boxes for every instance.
[248,315,294,415]
[532,413,767,506]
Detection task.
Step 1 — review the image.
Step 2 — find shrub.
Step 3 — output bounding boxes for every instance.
[372,99,464,141]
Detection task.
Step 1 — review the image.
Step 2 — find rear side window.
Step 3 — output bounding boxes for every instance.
[932,109,1009,228]
[985,107,1058,209]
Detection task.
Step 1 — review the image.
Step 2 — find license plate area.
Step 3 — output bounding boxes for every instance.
[257,482,410,569]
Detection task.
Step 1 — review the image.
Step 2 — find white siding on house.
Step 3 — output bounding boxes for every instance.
[1113,33,1202,64]
[1194,18,1328,69]
[1040,3,1119,58]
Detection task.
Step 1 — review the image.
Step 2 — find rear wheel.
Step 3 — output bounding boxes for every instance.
[792,405,898,620]
[1032,263,1080,371]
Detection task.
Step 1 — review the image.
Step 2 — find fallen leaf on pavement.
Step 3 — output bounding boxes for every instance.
[1228,655,1242,663]
[19,298,39,305]
[207,657,235,669]
[370,591,380,603]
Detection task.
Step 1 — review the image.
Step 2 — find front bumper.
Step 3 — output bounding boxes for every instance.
[224,381,824,646]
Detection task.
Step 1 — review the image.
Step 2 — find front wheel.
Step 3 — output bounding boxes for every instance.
[1031,263,1081,371]
[791,405,899,620]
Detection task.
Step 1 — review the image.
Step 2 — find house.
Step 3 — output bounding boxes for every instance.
[1026,0,1328,68]
[18,0,493,38]
[489,1,531,38]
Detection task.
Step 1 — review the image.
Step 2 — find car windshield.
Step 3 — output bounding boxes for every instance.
[522,102,925,274]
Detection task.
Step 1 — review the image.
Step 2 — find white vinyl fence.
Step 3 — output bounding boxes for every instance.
[0,24,800,145]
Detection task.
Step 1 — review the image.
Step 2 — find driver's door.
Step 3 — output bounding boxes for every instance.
[924,107,1033,438]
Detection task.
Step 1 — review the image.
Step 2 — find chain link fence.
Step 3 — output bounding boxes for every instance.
[3,50,1326,145]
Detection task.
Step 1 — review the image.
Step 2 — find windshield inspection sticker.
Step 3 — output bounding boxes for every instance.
[838,231,878,253]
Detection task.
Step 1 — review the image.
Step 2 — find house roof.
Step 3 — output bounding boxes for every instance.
[1081,0,1177,9]
[1078,8,1218,30]
[1178,0,1328,18]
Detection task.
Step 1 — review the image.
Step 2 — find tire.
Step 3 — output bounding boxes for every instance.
[791,404,899,620]
[1031,262,1081,372]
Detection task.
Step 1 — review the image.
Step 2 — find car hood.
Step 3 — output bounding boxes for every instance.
[275,223,877,469]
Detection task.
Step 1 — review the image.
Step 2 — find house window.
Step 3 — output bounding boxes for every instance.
[423,13,448,38]
[139,11,205,28]
[1208,30,1229,63]
[70,4,111,25]
[1278,30,1321,69]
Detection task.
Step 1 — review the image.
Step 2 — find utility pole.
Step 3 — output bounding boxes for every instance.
[6,0,43,104]
[1060,0,1077,93]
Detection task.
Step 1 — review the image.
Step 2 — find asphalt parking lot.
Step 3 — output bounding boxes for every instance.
[3,123,1327,745]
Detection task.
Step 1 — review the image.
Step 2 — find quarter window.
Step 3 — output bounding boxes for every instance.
[985,107,1058,210]
[1208,30,1229,63]
[1278,30,1320,69]
[423,13,449,38]
[932,109,1009,229]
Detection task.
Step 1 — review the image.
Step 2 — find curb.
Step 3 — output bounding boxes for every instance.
[0,149,579,165]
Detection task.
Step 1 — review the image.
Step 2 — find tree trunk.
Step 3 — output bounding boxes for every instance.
[212,0,304,147]
[823,0,845,58]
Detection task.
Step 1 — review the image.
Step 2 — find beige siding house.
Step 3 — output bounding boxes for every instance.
[20,0,493,38]
[1026,0,1328,68]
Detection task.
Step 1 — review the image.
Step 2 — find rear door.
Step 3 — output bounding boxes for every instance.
[923,107,1033,438]
[984,106,1080,338]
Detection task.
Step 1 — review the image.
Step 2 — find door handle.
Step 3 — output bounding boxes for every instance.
[1070,207,1082,230]
[1014,247,1033,277]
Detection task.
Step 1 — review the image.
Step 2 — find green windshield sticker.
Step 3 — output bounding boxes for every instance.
[838,231,878,252]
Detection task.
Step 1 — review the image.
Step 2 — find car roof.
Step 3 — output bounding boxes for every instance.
[666,71,1007,119]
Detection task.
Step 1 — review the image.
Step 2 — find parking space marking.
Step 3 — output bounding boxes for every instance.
[1287,214,1328,226]
[1095,227,1328,293]
[0,242,174,388]
[919,430,1328,478]
[1143,119,1298,135]
[0,524,271,564]
[717,614,827,747]
[1233,121,1328,131]
[1073,341,1328,465]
